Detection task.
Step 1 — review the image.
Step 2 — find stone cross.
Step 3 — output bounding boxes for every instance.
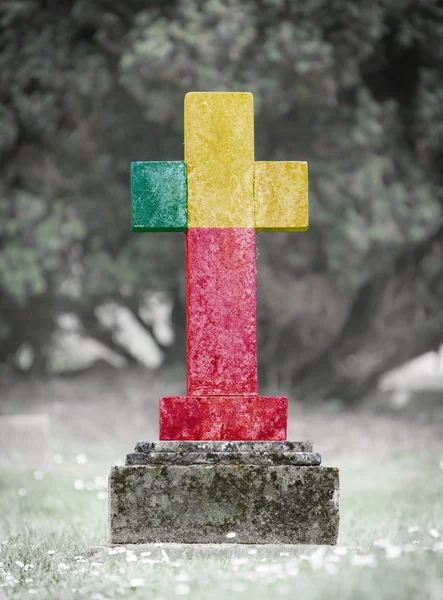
[131,92,308,441]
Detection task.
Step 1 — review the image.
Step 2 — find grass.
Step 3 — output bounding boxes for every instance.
[0,451,442,599]
[0,369,442,599]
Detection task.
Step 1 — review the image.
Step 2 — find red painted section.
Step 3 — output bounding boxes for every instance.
[186,228,258,396]
[159,396,287,441]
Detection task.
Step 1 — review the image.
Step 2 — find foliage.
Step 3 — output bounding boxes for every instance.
[0,0,442,399]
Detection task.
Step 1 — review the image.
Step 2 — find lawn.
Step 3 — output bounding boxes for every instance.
[0,372,442,599]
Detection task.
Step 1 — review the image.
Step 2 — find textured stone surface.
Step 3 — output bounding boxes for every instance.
[126,451,321,466]
[135,441,314,453]
[254,161,309,231]
[131,161,187,232]
[109,464,339,544]
[186,227,258,397]
[185,92,254,228]
[159,396,287,440]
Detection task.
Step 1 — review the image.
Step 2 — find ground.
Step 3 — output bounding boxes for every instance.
[0,367,442,599]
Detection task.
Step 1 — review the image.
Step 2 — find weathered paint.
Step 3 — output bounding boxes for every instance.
[254,161,308,231]
[159,396,287,440]
[131,93,310,442]
[185,92,254,228]
[131,161,187,232]
[186,228,258,396]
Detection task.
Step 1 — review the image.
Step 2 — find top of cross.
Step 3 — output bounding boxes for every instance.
[131,92,308,233]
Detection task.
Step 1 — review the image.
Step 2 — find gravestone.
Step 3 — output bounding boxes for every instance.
[109,92,339,544]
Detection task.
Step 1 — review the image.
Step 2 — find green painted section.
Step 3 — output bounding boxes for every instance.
[131,161,187,232]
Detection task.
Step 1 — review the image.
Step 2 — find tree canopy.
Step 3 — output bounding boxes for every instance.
[1,0,442,401]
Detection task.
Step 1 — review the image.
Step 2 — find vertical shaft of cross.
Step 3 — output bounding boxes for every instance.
[186,227,258,396]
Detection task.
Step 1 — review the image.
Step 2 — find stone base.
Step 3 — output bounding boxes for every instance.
[160,396,287,440]
[109,441,339,545]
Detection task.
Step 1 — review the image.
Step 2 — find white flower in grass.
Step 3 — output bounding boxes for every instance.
[255,563,284,575]
[33,471,44,481]
[28,589,37,595]
[47,550,55,555]
[141,558,159,564]
[175,583,191,595]
[18,488,27,497]
[25,578,33,583]
[161,549,170,562]
[129,578,145,589]
[15,561,24,568]
[385,545,402,560]
[226,532,236,539]
[76,453,88,464]
[309,547,326,568]
[333,547,348,556]
[73,480,84,490]
[126,554,137,562]
[351,554,376,567]
[407,525,420,533]
[429,529,441,539]
[53,454,64,464]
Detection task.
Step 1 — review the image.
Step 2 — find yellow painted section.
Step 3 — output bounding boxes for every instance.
[254,161,309,231]
[184,92,254,228]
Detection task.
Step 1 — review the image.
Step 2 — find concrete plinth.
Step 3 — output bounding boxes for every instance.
[109,441,339,545]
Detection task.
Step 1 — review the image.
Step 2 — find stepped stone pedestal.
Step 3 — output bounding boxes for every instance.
[109,441,339,545]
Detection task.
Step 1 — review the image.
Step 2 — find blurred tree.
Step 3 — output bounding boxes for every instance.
[0,0,442,402]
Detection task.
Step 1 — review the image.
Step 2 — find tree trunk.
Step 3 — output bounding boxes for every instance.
[261,225,443,403]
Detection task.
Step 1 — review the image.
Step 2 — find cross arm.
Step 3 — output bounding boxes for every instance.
[254,161,308,231]
[131,161,188,232]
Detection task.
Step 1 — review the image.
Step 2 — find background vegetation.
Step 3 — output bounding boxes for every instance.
[1,0,443,402]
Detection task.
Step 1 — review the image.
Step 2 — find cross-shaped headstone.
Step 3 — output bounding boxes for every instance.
[131,92,308,441]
